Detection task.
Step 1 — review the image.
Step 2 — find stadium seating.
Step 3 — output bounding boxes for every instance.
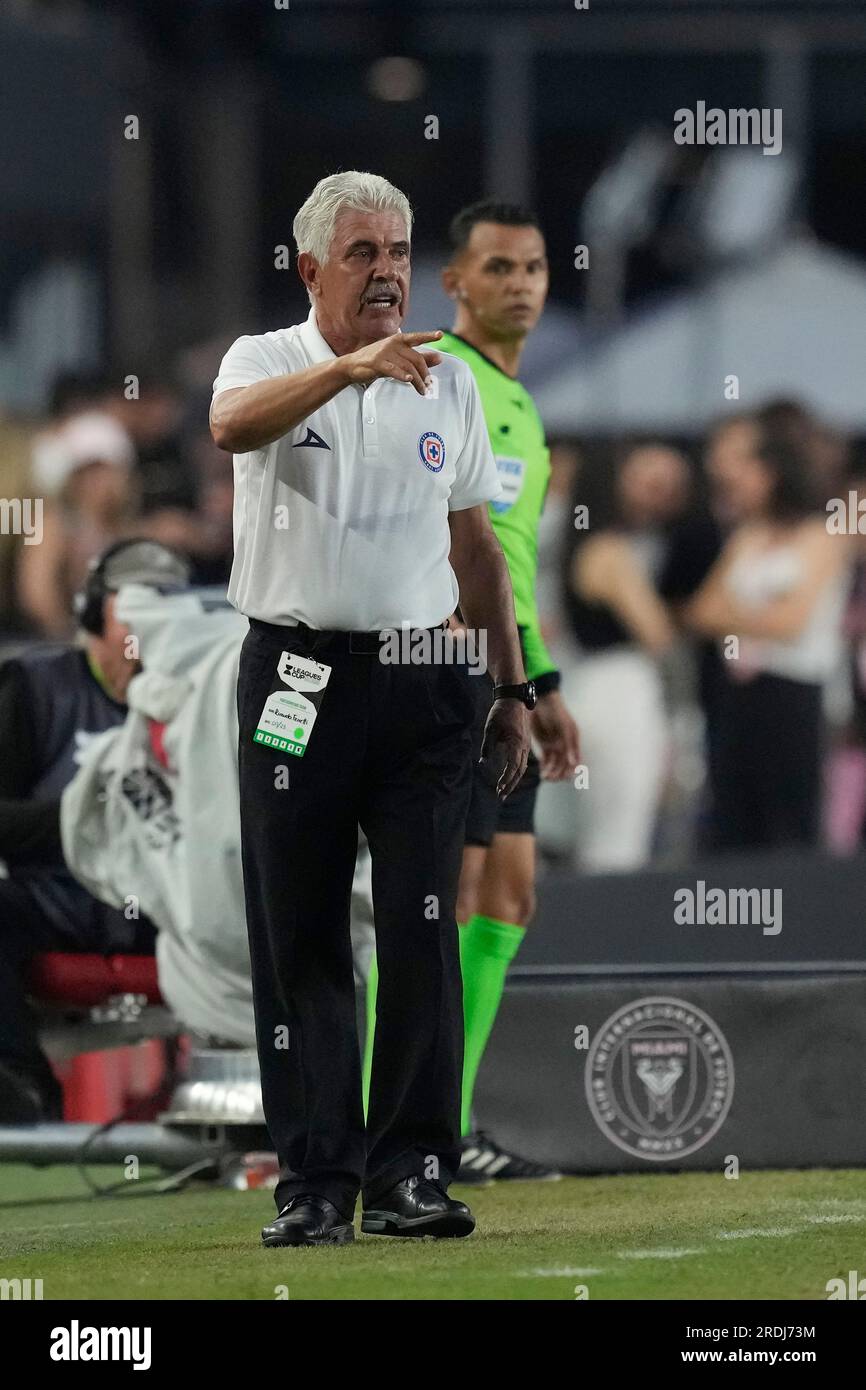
[29,952,176,1123]
[29,952,162,1007]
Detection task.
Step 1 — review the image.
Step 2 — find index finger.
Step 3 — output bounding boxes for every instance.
[401,330,443,345]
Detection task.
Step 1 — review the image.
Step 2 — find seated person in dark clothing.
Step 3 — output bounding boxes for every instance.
[0,539,190,1122]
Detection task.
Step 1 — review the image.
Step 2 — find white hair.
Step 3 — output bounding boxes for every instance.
[292,171,413,266]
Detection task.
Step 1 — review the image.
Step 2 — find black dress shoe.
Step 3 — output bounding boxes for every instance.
[362,1174,475,1239]
[261,1195,354,1247]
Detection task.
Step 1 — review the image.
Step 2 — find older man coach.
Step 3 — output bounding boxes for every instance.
[210,171,532,1247]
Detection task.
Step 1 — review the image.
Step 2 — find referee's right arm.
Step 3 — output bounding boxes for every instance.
[210,330,443,452]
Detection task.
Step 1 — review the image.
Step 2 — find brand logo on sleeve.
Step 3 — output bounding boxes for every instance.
[490,455,525,513]
[419,431,446,473]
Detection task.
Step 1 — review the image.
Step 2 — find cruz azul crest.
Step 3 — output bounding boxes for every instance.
[418,431,445,473]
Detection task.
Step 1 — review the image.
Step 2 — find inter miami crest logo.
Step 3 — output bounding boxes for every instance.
[418,431,445,473]
[585,996,734,1160]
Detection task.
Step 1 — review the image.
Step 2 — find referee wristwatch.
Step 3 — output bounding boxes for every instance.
[493,680,537,710]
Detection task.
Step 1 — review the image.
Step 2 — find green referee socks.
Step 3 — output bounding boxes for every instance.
[361,914,526,1134]
[458,914,525,1136]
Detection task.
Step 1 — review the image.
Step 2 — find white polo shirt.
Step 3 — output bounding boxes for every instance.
[212,308,503,630]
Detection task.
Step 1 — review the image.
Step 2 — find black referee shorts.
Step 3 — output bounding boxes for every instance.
[464,669,540,847]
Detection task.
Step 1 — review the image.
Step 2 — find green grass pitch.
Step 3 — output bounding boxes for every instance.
[1,1164,864,1300]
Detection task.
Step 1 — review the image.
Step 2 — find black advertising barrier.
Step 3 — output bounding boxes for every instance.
[475,974,866,1171]
[475,851,866,1171]
[517,849,866,973]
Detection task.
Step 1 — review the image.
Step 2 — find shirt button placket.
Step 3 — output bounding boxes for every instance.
[362,386,379,457]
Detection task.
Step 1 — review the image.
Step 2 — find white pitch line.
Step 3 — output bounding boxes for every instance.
[781,1198,866,1213]
[616,1247,705,1260]
[517,1267,606,1277]
[804,1213,866,1225]
[803,1197,866,1206]
[716,1226,801,1240]
[715,1211,866,1242]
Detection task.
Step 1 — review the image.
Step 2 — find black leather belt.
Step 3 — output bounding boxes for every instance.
[249,617,449,655]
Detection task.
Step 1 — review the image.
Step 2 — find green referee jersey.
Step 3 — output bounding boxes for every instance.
[438,331,556,683]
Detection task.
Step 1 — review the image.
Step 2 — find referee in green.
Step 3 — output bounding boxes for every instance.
[364,202,580,1179]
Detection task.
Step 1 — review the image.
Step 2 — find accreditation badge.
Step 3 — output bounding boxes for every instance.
[252,651,331,757]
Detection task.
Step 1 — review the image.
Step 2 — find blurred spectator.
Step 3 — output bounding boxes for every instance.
[38,372,112,432]
[139,404,234,587]
[1,375,109,636]
[684,433,852,850]
[103,371,197,516]
[824,452,866,851]
[105,378,233,586]
[18,409,136,637]
[560,440,691,870]
[704,413,764,527]
[0,540,189,1122]
[14,368,234,638]
[706,402,851,523]
[661,415,744,850]
[0,409,39,639]
[756,397,851,499]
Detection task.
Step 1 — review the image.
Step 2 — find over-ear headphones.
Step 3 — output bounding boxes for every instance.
[74,539,192,636]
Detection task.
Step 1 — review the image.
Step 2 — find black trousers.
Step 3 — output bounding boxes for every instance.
[236,619,476,1219]
[709,671,823,850]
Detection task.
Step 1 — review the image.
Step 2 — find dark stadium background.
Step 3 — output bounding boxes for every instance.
[3,0,866,369]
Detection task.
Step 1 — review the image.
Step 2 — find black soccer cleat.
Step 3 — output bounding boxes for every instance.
[362,1174,475,1239]
[262,1195,354,1247]
[459,1130,562,1183]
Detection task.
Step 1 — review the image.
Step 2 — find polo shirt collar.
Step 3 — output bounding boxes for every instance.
[299,307,337,364]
